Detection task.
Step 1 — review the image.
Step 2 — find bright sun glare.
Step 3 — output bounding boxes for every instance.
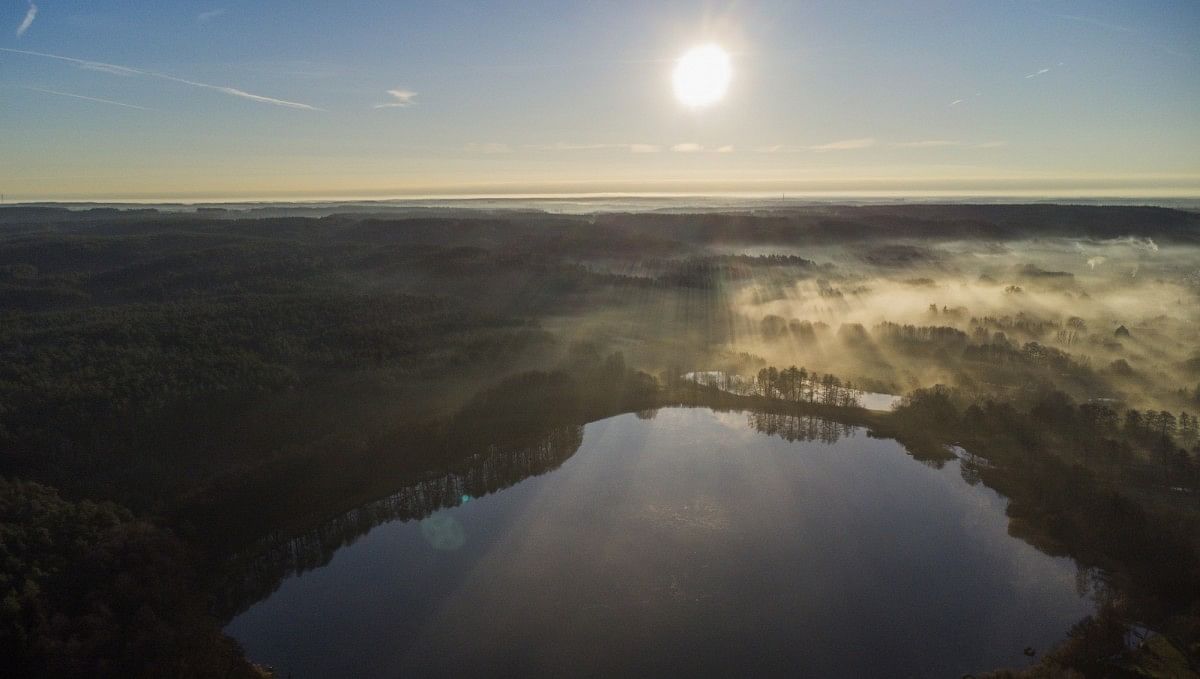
[672,44,732,108]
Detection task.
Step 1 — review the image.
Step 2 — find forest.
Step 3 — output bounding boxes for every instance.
[1,203,1199,677]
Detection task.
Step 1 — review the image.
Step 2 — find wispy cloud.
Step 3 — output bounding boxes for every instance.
[472,141,704,154]
[757,138,1001,153]
[809,137,875,151]
[155,73,319,109]
[666,143,735,153]
[529,142,664,153]
[949,92,984,107]
[23,86,151,111]
[0,47,321,110]
[198,8,226,23]
[373,88,416,109]
[755,144,819,153]
[529,142,613,151]
[16,2,36,37]
[1024,67,1051,79]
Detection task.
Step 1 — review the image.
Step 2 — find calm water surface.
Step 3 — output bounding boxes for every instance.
[226,408,1092,678]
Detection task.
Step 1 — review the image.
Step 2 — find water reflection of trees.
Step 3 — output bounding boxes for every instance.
[746,411,855,444]
[219,402,856,619]
[216,424,583,619]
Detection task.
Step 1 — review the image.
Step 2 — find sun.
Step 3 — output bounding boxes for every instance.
[673,44,732,108]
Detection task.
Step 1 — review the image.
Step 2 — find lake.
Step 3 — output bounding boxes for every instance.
[225,407,1093,678]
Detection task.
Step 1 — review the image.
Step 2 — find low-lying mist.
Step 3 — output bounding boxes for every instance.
[550,234,1200,411]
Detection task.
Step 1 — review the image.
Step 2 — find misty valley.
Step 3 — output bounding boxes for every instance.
[2,203,1199,677]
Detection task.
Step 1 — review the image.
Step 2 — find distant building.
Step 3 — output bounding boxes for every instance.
[1114,324,1131,337]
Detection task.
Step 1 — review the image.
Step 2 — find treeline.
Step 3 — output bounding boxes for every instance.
[874,319,1092,375]
[897,387,1199,491]
[7,203,1200,244]
[2,349,657,678]
[175,348,660,555]
[670,365,864,409]
[828,316,1115,405]
[192,352,659,616]
[760,315,1098,377]
[891,386,1200,675]
[754,366,863,408]
[0,218,685,677]
[214,423,587,620]
[588,204,1200,245]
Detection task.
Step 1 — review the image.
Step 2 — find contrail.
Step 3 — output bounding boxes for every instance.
[23,86,153,111]
[0,47,321,110]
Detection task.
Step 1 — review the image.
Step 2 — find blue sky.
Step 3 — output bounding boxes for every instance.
[1,1,1198,200]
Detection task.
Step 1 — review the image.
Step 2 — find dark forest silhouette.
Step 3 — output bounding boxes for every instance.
[1,205,1198,677]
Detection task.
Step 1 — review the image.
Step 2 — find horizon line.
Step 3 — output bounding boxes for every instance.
[4,190,1200,208]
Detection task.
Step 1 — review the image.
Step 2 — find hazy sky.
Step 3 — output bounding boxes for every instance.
[2,1,1198,200]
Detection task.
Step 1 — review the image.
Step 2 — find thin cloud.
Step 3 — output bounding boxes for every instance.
[949,89,987,109]
[810,137,875,151]
[755,144,829,153]
[670,143,735,153]
[1025,67,1051,79]
[78,62,141,76]
[16,2,36,37]
[198,9,226,22]
[530,142,663,153]
[155,73,319,109]
[529,142,612,151]
[23,86,152,111]
[0,47,320,110]
[466,141,709,154]
[758,138,1000,153]
[373,88,416,109]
